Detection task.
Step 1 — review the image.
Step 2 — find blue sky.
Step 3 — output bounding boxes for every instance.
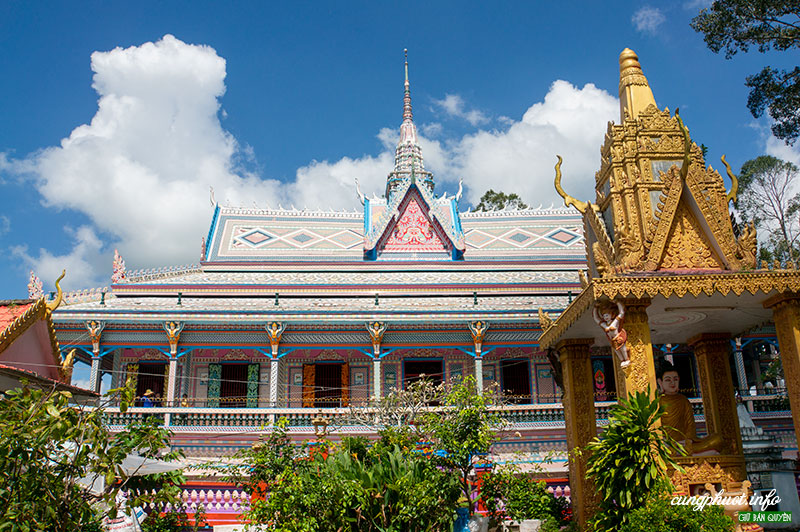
[1,1,798,298]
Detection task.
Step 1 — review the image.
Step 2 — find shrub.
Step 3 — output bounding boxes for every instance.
[584,390,684,531]
[619,495,734,532]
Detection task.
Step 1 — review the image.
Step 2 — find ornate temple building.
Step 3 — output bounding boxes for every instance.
[49,56,586,451]
[40,50,798,527]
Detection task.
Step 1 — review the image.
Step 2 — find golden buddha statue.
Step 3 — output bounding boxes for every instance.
[658,365,725,454]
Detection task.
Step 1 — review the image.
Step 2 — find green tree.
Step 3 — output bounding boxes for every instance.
[619,493,733,532]
[0,383,184,532]
[584,390,685,532]
[229,422,460,532]
[691,1,800,144]
[737,155,800,262]
[423,376,505,515]
[473,189,529,211]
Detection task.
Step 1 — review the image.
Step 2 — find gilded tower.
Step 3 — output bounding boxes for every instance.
[556,48,756,278]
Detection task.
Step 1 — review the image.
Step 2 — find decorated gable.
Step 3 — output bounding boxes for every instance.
[379,191,450,255]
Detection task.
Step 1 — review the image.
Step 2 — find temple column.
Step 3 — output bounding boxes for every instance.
[89,356,102,393]
[266,322,287,408]
[689,333,743,459]
[85,321,105,393]
[367,322,388,402]
[764,293,800,455]
[468,321,489,394]
[373,358,382,401]
[558,338,598,531]
[166,358,178,406]
[270,357,280,407]
[474,357,483,393]
[614,298,657,398]
[163,322,185,426]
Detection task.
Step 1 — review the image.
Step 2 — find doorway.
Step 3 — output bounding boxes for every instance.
[220,363,248,408]
[403,360,444,388]
[314,363,343,408]
[500,359,531,404]
[136,362,166,405]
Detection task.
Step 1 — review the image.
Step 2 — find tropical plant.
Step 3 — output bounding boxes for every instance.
[480,467,569,525]
[423,376,506,515]
[230,423,461,532]
[584,390,685,532]
[691,0,800,144]
[0,382,183,532]
[619,492,734,532]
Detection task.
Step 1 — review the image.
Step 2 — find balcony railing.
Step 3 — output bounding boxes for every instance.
[97,393,792,430]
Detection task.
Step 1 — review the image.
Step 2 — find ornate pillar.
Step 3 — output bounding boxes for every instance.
[732,337,748,393]
[615,298,657,398]
[468,321,489,393]
[689,333,743,458]
[85,321,105,393]
[558,338,598,530]
[367,322,387,401]
[266,322,287,407]
[163,321,184,409]
[764,293,800,454]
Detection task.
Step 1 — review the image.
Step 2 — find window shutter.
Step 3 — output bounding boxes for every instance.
[208,363,221,408]
[247,363,260,408]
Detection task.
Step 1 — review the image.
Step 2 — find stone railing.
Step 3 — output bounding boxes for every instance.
[96,394,795,430]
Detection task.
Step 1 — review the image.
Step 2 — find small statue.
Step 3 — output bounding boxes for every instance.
[538,308,554,329]
[593,300,630,368]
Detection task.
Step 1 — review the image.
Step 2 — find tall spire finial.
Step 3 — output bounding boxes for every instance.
[618,48,657,122]
[403,48,413,122]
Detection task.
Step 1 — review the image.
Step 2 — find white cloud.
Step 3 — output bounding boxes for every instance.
[4,35,287,288]
[4,35,618,289]
[451,80,618,206]
[632,7,666,35]
[12,225,106,289]
[433,94,490,126]
[0,215,9,236]
[765,135,800,168]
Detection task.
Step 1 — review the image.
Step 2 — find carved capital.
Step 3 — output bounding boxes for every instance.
[468,321,489,354]
[266,322,287,357]
[366,321,387,357]
[85,320,106,354]
[163,321,185,356]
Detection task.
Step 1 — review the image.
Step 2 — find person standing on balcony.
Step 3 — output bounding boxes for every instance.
[141,389,155,408]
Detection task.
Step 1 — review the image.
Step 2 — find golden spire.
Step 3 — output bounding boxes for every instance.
[618,48,656,122]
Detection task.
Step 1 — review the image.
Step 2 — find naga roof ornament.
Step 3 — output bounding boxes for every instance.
[111,249,127,283]
[28,270,44,299]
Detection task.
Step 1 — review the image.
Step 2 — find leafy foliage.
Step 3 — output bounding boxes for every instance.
[0,383,184,532]
[691,1,800,144]
[619,494,734,532]
[584,390,684,532]
[473,189,529,211]
[140,505,206,532]
[424,376,505,514]
[232,423,461,532]
[480,467,569,525]
[738,155,800,262]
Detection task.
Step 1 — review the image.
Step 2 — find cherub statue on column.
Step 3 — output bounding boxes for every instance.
[593,300,630,368]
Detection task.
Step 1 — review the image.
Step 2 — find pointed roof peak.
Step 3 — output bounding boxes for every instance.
[403,48,413,123]
[618,47,657,122]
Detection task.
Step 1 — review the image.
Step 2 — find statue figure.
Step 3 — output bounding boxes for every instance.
[592,300,630,368]
[657,364,724,454]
